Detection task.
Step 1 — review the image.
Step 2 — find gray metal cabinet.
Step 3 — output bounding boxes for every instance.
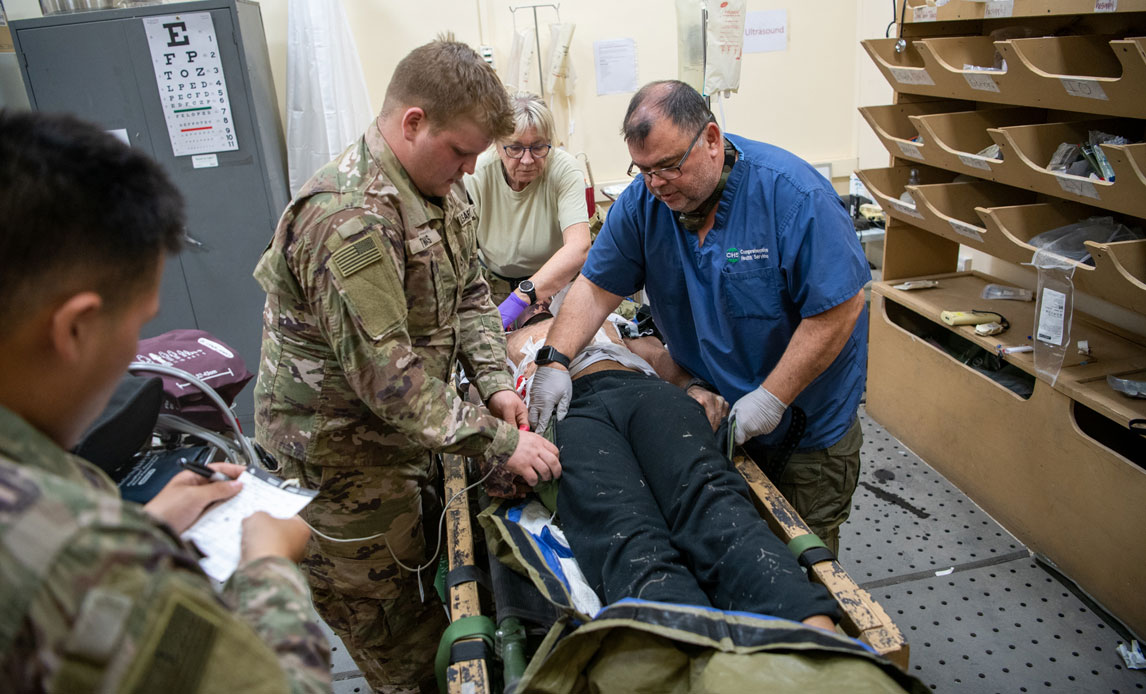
[10,0,288,426]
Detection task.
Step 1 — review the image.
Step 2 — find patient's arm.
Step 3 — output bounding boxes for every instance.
[625,335,729,431]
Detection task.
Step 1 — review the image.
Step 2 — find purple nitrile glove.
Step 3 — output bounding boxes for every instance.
[498,292,529,330]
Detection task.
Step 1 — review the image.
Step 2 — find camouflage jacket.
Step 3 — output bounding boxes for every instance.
[253,120,518,474]
[0,405,331,693]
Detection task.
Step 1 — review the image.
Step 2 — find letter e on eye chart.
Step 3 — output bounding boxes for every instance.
[143,12,239,157]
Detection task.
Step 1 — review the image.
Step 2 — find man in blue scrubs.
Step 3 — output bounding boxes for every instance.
[528,81,869,554]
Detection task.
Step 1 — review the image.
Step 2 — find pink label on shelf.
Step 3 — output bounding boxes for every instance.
[1094,0,1118,12]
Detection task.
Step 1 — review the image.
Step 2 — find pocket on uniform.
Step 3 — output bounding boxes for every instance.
[720,266,785,319]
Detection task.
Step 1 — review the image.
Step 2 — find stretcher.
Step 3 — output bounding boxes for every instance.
[437,448,913,694]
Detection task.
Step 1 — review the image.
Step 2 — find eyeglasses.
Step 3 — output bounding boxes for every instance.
[503,143,552,159]
[627,119,713,181]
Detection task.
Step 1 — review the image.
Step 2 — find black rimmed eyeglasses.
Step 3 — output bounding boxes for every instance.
[503,143,552,159]
[626,118,714,182]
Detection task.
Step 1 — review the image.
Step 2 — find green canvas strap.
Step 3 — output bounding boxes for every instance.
[786,533,836,569]
[435,615,496,693]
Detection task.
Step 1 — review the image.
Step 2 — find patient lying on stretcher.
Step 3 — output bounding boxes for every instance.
[505,307,838,631]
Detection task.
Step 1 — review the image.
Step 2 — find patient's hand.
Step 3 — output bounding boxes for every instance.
[686,385,729,432]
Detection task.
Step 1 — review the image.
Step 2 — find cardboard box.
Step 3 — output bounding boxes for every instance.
[0,25,12,53]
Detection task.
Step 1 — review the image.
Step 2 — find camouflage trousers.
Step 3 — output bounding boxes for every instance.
[758,417,863,557]
[275,448,449,693]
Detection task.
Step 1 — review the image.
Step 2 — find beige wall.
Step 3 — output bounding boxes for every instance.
[259,0,895,189]
[3,0,896,186]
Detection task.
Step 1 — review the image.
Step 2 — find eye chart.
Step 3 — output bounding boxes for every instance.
[143,12,238,157]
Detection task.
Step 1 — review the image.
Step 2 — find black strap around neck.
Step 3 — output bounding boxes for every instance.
[678,138,737,232]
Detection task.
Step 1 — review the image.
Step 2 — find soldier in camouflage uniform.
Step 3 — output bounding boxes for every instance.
[253,36,562,692]
[0,111,331,693]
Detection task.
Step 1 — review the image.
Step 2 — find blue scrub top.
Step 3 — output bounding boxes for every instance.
[582,134,870,451]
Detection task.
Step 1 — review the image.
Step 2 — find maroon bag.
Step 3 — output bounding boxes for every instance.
[134,330,253,432]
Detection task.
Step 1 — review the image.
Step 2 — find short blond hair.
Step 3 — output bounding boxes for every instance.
[382,34,514,140]
[506,92,555,142]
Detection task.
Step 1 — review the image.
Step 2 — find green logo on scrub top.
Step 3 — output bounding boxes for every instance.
[726,247,740,263]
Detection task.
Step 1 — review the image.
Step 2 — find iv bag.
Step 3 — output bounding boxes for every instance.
[506,29,536,93]
[675,0,705,93]
[703,0,747,96]
[545,22,575,96]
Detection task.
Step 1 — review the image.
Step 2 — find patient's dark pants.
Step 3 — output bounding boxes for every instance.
[555,370,839,623]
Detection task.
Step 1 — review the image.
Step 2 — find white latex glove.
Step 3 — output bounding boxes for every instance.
[528,365,572,435]
[730,385,788,445]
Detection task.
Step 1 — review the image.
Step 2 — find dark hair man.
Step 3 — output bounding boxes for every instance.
[253,35,561,691]
[528,80,869,556]
[0,110,330,692]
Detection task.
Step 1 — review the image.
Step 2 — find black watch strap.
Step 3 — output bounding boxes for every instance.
[518,280,537,304]
[535,345,571,369]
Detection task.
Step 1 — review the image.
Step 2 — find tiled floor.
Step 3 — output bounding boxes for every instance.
[319,406,1145,692]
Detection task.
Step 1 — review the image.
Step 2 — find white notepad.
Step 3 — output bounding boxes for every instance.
[183,465,317,581]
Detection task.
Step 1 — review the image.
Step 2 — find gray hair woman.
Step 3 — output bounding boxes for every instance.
[464,92,591,329]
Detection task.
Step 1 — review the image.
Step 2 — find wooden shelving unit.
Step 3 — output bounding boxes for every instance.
[860,1,1146,636]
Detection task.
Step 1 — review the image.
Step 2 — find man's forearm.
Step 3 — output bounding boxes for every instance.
[761,291,865,404]
[545,275,623,363]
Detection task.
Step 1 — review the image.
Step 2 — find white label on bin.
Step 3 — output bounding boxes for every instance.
[889,199,925,220]
[897,141,924,159]
[963,72,1000,92]
[958,153,994,170]
[192,153,219,169]
[984,1,1014,18]
[949,219,984,243]
[1094,0,1117,12]
[890,67,936,86]
[1056,174,1100,199]
[1061,78,1108,101]
[1037,288,1067,346]
[913,5,938,22]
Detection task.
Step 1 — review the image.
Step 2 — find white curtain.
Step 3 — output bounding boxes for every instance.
[286,0,373,196]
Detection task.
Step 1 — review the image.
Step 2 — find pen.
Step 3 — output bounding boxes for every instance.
[181,458,232,482]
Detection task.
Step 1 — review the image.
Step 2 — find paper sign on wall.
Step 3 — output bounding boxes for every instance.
[743,10,786,54]
[594,39,639,96]
[143,12,239,157]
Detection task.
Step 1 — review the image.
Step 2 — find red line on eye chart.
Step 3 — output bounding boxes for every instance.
[181,126,213,132]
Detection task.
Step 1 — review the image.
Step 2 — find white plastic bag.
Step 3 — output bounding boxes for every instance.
[1032,250,1076,387]
[285,0,373,196]
[703,0,747,96]
[1027,217,1144,265]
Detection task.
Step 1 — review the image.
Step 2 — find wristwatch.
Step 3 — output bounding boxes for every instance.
[534,345,571,369]
[517,279,537,304]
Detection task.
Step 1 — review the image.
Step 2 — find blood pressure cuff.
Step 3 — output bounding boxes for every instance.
[135,330,253,432]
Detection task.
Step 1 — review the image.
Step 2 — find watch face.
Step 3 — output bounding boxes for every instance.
[518,280,534,292]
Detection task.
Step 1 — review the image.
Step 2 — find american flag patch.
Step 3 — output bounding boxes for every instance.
[331,234,383,277]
